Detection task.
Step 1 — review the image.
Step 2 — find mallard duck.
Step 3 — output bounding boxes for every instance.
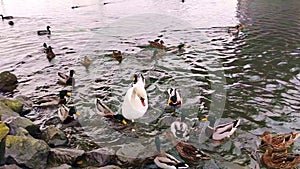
[260,131,300,151]
[112,51,123,59]
[81,56,92,68]
[95,98,127,125]
[122,74,148,121]
[34,90,71,106]
[206,119,241,141]
[37,26,51,35]
[58,104,80,124]
[0,14,13,20]
[261,144,300,169]
[167,88,182,107]
[164,132,211,162]
[43,43,48,52]
[46,46,55,61]
[228,24,244,35]
[132,73,145,88]
[57,70,75,86]
[149,39,166,49]
[8,21,14,26]
[170,120,189,141]
[154,136,189,169]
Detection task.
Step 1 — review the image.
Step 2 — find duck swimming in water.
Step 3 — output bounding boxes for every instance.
[260,131,300,151]
[122,74,148,121]
[260,144,300,169]
[46,46,55,61]
[37,26,51,35]
[112,51,123,59]
[58,104,80,124]
[0,14,13,20]
[148,39,166,49]
[81,56,92,68]
[153,136,189,169]
[167,88,182,107]
[164,132,211,162]
[206,119,241,141]
[57,70,75,86]
[228,24,244,35]
[95,98,127,125]
[34,90,72,107]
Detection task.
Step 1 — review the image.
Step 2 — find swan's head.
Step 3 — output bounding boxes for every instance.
[167,88,182,106]
[132,86,147,107]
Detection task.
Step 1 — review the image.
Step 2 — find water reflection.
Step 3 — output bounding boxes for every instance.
[0,0,300,168]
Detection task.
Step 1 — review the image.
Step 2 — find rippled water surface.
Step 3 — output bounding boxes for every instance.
[1,0,300,168]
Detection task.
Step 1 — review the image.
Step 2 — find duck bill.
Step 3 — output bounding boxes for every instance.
[76,112,80,116]
[167,99,172,105]
[66,92,72,97]
[122,119,127,125]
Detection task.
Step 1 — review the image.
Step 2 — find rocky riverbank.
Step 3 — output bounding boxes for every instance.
[0,71,160,169]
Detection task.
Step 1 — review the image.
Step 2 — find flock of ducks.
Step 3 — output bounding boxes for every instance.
[2,15,297,168]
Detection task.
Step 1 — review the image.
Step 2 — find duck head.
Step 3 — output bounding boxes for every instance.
[69,70,75,77]
[167,88,182,106]
[59,90,72,98]
[68,106,80,119]
[46,26,51,31]
[113,114,127,125]
[132,74,145,87]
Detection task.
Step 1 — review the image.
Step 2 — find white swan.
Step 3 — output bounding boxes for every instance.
[122,74,148,120]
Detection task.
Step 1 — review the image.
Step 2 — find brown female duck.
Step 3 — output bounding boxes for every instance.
[260,131,300,151]
[148,39,166,49]
[261,144,300,169]
[165,132,211,162]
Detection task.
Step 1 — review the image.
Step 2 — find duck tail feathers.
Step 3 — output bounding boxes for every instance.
[176,163,189,169]
[233,119,241,128]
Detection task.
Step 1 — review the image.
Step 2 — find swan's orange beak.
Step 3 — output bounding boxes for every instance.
[141,100,145,106]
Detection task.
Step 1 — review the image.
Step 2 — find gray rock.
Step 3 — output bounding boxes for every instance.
[4,135,50,169]
[116,143,146,164]
[15,96,33,115]
[47,148,85,167]
[98,165,122,169]
[5,116,41,138]
[41,126,68,147]
[83,166,121,169]
[0,71,18,92]
[0,164,22,169]
[0,102,19,121]
[0,99,23,114]
[0,122,9,141]
[47,164,72,169]
[0,122,9,165]
[77,148,115,167]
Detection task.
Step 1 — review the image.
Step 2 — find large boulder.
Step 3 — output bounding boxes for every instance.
[4,135,50,169]
[0,99,23,114]
[47,148,85,167]
[0,164,22,169]
[0,122,9,141]
[0,122,9,165]
[0,71,18,92]
[0,102,19,121]
[5,116,41,138]
[76,148,115,167]
[41,126,68,147]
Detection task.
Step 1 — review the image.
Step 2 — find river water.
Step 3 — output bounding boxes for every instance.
[1,0,300,168]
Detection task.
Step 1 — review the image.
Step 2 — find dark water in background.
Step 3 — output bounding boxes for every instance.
[1,0,300,168]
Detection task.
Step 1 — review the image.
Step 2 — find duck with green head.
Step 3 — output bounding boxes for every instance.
[58,70,75,86]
